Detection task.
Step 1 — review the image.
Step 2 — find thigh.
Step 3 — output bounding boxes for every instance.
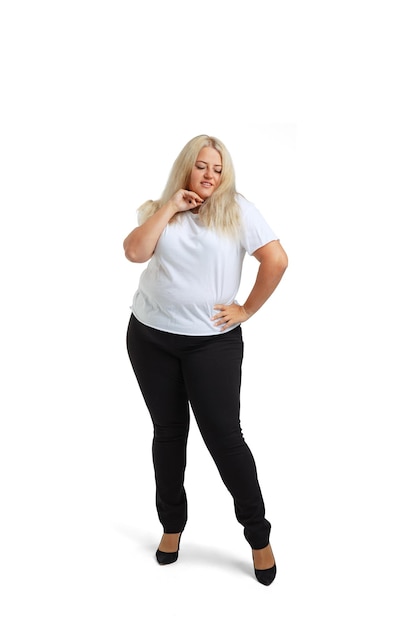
[182,326,244,446]
[126,315,189,427]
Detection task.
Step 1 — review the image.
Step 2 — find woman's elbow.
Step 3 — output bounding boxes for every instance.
[271,245,288,278]
[278,248,289,274]
[123,242,151,264]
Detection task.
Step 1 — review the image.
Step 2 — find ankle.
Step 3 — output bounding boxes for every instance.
[158,532,181,553]
[252,544,275,570]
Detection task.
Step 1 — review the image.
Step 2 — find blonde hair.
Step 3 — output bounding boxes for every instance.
[137,135,241,236]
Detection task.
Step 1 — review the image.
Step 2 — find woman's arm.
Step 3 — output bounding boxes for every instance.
[243,240,288,315]
[123,190,203,263]
[212,240,288,330]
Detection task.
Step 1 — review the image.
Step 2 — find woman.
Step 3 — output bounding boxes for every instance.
[124,134,288,585]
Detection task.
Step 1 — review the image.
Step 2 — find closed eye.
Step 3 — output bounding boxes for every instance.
[195,160,222,174]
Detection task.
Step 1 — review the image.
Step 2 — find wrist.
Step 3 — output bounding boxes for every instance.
[242,305,253,319]
[162,201,178,218]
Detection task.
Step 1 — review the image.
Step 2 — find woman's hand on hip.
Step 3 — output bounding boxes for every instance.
[211,303,251,331]
[169,189,204,213]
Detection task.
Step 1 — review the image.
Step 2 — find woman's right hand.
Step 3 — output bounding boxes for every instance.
[168,189,204,213]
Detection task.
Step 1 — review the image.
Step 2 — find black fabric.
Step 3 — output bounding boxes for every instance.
[126,314,271,549]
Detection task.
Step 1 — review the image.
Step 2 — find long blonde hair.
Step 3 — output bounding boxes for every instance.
[137,135,241,236]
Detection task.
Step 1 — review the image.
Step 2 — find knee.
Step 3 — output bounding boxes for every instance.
[154,423,189,443]
[204,428,246,456]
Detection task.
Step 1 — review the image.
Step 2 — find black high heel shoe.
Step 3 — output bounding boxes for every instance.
[155,533,182,566]
[254,563,277,586]
[252,545,276,585]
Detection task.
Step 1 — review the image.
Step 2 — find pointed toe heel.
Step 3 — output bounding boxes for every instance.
[156,548,179,565]
[254,563,276,586]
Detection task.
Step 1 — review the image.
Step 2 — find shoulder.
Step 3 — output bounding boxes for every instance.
[235,193,265,224]
[235,193,277,254]
[236,193,255,213]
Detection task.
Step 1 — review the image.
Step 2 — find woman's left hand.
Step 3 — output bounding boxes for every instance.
[211,303,251,331]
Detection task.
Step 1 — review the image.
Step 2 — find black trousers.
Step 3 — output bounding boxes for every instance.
[126,314,271,550]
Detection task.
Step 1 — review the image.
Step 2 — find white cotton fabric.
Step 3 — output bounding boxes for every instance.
[130,194,277,336]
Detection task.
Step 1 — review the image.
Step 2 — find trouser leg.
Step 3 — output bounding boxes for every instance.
[126,315,189,533]
[182,326,271,550]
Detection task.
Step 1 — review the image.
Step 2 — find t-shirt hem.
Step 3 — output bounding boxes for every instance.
[131,310,239,337]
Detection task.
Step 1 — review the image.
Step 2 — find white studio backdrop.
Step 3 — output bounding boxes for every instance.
[1,1,416,625]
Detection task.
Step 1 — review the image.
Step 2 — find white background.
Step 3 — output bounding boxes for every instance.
[1,1,416,624]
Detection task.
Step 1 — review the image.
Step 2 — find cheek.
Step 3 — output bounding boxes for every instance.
[188,172,197,191]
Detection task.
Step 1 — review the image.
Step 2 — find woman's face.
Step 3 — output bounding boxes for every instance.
[188,146,222,200]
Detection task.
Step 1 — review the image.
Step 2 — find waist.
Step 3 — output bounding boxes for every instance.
[131,291,239,336]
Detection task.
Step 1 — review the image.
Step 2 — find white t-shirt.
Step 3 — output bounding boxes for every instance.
[131,194,277,335]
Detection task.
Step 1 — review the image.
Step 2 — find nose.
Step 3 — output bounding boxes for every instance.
[204,167,214,179]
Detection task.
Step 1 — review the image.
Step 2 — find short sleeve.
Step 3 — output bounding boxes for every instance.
[238,195,278,255]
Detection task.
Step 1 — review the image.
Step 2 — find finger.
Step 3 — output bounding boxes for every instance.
[214,319,225,327]
[211,311,228,321]
[186,190,204,202]
[214,315,231,326]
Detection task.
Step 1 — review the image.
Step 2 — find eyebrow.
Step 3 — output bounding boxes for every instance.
[196,160,222,167]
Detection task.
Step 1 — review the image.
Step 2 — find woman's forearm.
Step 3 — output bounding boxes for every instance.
[123,189,204,263]
[123,203,176,263]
